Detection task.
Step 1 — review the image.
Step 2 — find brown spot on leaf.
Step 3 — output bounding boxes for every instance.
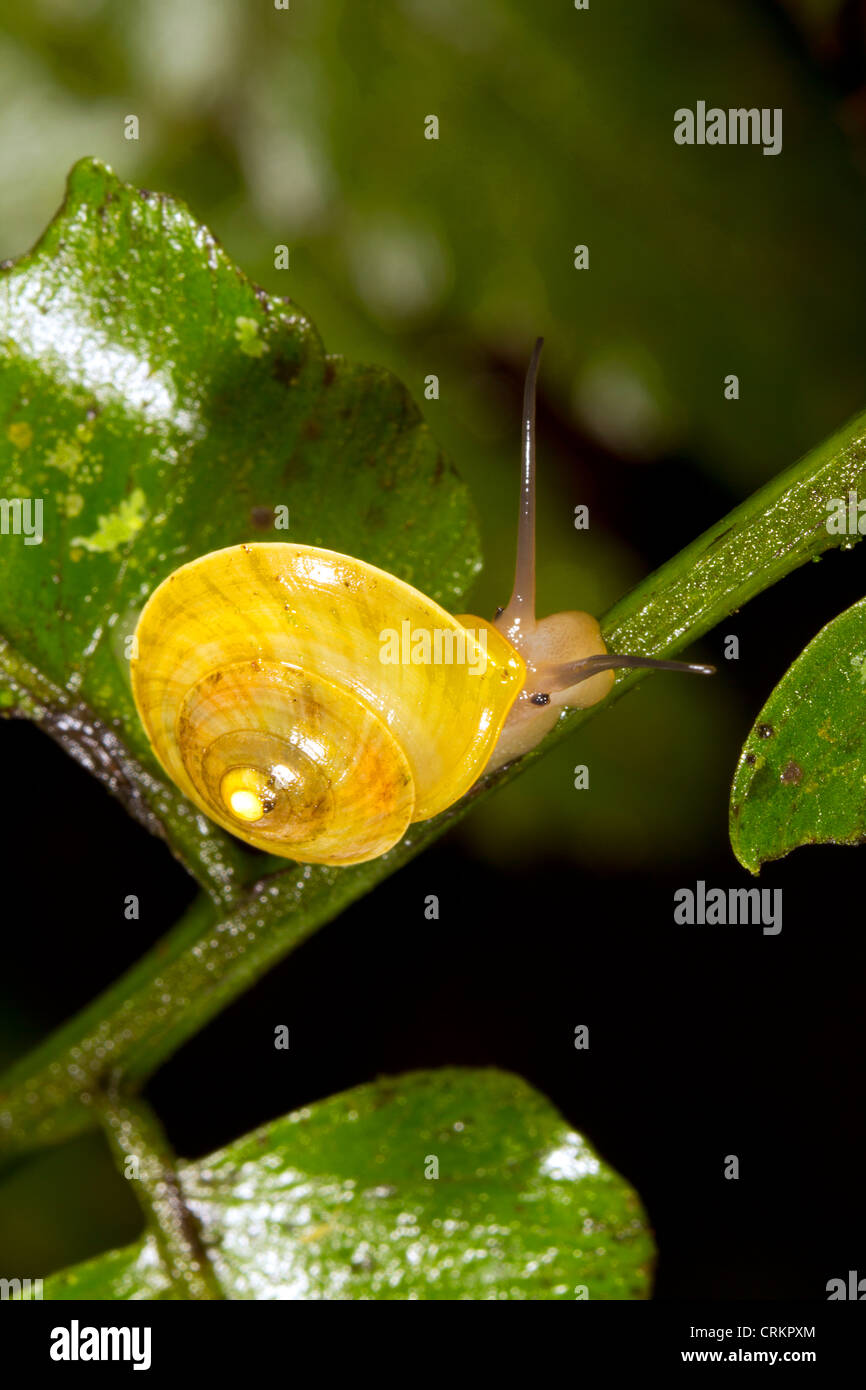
[272,354,300,387]
[757,723,774,739]
[280,452,309,483]
[780,760,803,785]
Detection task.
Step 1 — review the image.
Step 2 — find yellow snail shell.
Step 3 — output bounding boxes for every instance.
[131,542,525,865]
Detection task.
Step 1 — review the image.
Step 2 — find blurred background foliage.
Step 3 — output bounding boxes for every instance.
[2,0,866,1294]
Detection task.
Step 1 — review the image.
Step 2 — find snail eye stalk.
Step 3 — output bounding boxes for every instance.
[495,336,544,646]
[536,652,716,695]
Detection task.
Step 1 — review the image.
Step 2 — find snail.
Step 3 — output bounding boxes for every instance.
[131,339,713,866]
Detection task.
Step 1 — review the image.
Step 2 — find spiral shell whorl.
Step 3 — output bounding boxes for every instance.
[176,660,414,863]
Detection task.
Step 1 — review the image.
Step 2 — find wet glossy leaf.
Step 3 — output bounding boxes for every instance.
[44,1069,654,1301]
[0,158,479,895]
[730,596,866,873]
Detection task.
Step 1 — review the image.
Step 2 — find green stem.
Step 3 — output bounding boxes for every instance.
[94,1090,224,1300]
[0,639,251,908]
[2,404,866,1159]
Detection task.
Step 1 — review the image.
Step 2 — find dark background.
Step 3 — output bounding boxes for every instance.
[1,0,865,1298]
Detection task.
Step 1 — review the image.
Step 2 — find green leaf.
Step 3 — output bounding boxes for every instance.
[731,596,866,874]
[0,157,479,899]
[44,1070,654,1301]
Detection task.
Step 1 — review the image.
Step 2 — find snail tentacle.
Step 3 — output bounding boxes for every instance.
[534,652,716,695]
[494,336,543,649]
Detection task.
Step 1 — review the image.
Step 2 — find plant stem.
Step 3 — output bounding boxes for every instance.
[0,639,251,908]
[94,1089,224,1300]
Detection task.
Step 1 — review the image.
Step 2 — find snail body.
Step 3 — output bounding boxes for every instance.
[132,341,712,865]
